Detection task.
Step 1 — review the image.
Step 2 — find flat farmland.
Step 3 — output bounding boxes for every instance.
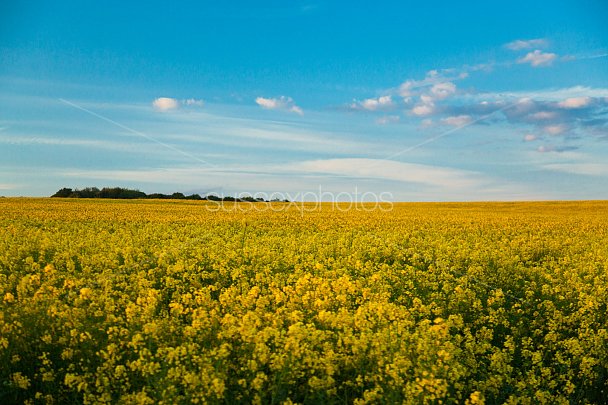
[1,199,607,404]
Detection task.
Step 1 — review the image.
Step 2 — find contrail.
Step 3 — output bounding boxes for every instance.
[59,98,216,168]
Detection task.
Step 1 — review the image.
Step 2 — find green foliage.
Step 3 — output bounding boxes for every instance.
[51,188,277,202]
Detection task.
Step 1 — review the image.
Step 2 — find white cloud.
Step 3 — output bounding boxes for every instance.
[397,72,462,119]
[255,97,280,109]
[411,103,435,116]
[352,95,394,111]
[255,96,304,115]
[505,38,548,51]
[420,94,435,105]
[557,97,592,109]
[441,115,472,127]
[290,105,304,115]
[524,134,538,142]
[345,68,463,122]
[153,97,179,111]
[517,50,557,67]
[399,81,416,97]
[409,92,440,117]
[376,115,400,125]
[430,82,456,100]
[398,69,463,98]
[152,97,204,111]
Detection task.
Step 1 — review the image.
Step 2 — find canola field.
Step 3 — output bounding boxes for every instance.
[1,198,607,404]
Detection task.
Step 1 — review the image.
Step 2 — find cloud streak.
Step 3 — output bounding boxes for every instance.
[504,38,548,51]
[543,162,608,176]
[152,97,204,111]
[285,158,484,189]
[58,157,540,201]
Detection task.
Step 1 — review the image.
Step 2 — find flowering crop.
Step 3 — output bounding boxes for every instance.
[1,198,607,404]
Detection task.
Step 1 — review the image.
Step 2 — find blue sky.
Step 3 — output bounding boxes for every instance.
[1,1,607,200]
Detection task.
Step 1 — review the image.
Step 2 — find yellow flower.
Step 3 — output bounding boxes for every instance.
[79,287,93,299]
[12,372,31,389]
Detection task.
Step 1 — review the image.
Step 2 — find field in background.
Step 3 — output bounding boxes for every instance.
[1,199,607,404]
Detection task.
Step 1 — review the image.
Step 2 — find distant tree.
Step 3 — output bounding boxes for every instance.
[146,193,168,199]
[50,187,280,201]
[51,188,74,198]
[81,187,101,198]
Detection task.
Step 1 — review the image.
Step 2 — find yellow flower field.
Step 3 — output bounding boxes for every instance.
[1,198,607,404]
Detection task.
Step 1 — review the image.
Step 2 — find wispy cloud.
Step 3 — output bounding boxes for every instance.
[536,145,578,153]
[504,38,548,51]
[285,158,485,189]
[376,115,400,125]
[498,86,608,101]
[429,82,456,100]
[399,69,463,98]
[350,95,394,111]
[530,111,558,120]
[0,133,147,150]
[441,115,472,127]
[184,98,204,107]
[543,124,568,135]
[59,98,216,167]
[255,96,303,115]
[543,162,608,175]
[152,97,204,111]
[402,79,457,117]
[59,157,538,200]
[61,160,470,191]
[49,97,382,161]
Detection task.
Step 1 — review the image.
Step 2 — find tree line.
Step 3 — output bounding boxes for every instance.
[51,187,287,202]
